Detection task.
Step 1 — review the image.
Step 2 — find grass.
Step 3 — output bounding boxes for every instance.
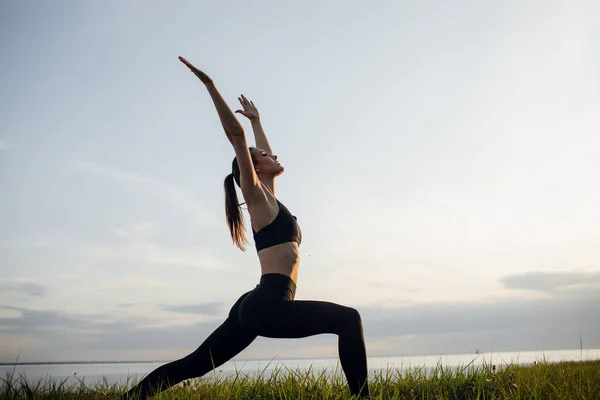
[1,359,599,399]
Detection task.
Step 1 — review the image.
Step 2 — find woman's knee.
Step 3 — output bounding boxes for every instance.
[343,307,363,329]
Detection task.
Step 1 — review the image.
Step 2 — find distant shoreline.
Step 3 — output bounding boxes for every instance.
[1,357,330,366]
[2,348,598,366]
[0,361,167,366]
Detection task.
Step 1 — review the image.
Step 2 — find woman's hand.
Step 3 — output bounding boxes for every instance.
[178,56,214,86]
[235,94,260,121]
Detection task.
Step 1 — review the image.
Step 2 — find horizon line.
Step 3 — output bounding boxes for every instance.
[2,347,598,366]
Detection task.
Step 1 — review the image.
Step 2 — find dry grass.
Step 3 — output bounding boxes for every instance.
[2,359,599,399]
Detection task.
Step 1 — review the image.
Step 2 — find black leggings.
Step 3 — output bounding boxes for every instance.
[122,273,369,399]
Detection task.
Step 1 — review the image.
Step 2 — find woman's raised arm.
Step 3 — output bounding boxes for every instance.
[178,57,245,144]
[236,95,274,155]
[179,57,262,202]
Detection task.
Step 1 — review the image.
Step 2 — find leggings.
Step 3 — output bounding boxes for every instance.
[121,273,369,399]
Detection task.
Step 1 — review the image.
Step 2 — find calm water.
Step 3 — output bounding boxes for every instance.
[2,349,599,387]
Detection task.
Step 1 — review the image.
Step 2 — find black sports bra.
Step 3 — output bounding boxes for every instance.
[252,200,302,252]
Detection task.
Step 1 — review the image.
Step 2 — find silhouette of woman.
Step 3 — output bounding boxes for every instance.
[119,56,370,399]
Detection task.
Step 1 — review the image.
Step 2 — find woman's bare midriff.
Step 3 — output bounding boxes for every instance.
[257,241,301,285]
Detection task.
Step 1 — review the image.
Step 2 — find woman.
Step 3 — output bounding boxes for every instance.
[120,57,370,399]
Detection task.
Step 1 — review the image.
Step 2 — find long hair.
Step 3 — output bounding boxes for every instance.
[224,148,256,251]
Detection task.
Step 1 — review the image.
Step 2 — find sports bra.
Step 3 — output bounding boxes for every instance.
[252,200,302,252]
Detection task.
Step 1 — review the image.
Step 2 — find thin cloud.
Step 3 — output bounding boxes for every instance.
[112,222,156,239]
[73,160,218,226]
[361,294,599,339]
[0,281,47,297]
[87,240,224,270]
[102,221,223,269]
[2,291,599,362]
[1,229,223,272]
[17,283,47,297]
[0,306,121,332]
[106,276,170,289]
[501,270,600,295]
[160,302,225,316]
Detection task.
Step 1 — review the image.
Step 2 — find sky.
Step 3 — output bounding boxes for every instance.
[1,0,599,363]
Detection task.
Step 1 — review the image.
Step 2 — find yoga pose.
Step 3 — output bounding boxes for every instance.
[120,57,369,399]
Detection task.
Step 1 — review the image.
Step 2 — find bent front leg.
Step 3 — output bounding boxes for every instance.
[241,300,369,397]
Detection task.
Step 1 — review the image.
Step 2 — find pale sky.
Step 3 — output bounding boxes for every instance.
[1,1,599,363]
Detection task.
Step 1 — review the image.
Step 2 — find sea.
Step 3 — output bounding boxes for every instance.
[2,349,599,387]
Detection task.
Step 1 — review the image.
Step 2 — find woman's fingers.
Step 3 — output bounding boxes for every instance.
[235,109,251,118]
[241,95,256,109]
[238,95,254,109]
[178,56,213,84]
[178,56,194,68]
[178,56,202,74]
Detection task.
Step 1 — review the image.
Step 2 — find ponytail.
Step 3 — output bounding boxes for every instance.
[224,148,257,251]
[224,173,248,251]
